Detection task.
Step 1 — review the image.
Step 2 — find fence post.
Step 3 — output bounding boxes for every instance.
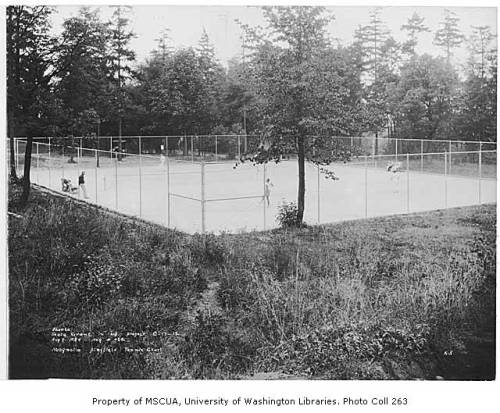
[201,161,206,234]
[406,153,410,213]
[317,164,320,224]
[77,141,81,166]
[364,155,368,218]
[48,140,52,188]
[444,152,448,208]
[420,139,424,172]
[215,135,218,162]
[167,154,171,227]
[191,136,194,163]
[62,145,65,178]
[449,140,452,174]
[139,149,143,218]
[95,149,98,202]
[15,138,18,173]
[263,163,267,230]
[478,142,482,203]
[115,158,118,210]
[36,142,39,182]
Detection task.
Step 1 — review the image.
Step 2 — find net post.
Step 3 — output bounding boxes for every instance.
[244,134,248,153]
[395,138,398,161]
[406,153,410,213]
[479,142,482,203]
[165,136,169,158]
[444,152,448,208]
[420,139,424,172]
[317,163,320,224]
[201,161,206,234]
[238,135,241,159]
[139,135,142,155]
[364,155,368,218]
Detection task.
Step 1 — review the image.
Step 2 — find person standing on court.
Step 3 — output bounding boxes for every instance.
[79,171,89,199]
[264,178,274,207]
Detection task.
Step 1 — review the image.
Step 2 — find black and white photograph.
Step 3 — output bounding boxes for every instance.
[3,0,497,395]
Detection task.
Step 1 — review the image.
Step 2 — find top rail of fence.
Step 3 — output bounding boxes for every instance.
[11,135,498,146]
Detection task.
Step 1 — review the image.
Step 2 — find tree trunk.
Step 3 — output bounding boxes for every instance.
[20,135,33,206]
[296,135,306,225]
[8,110,17,179]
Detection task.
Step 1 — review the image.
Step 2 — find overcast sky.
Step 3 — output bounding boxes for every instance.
[50,5,497,68]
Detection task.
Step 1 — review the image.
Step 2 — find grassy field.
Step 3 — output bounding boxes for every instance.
[8,182,496,379]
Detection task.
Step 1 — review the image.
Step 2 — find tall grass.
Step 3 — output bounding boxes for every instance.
[8,184,218,378]
[9,183,495,379]
[215,208,496,378]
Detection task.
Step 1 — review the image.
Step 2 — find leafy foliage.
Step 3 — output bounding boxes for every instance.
[276,201,302,228]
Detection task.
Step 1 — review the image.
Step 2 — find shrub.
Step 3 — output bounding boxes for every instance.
[276,201,301,228]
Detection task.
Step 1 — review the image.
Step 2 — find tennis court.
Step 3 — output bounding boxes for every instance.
[12,139,495,234]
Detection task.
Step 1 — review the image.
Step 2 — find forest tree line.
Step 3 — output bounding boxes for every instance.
[7,6,497,141]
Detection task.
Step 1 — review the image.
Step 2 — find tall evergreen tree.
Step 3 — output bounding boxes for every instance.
[56,7,111,138]
[354,7,390,82]
[7,6,57,203]
[354,8,391,150]
[433,9,465,64]
[401,12,429,55]
[108,5,136,158]
[468,25,495,79]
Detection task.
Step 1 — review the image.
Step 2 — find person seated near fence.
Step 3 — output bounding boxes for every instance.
[386,160,403,173]
[61,177,77,193]
[387,160,403,188]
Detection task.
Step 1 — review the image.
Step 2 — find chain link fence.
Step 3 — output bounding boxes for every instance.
[11,136,496,234]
